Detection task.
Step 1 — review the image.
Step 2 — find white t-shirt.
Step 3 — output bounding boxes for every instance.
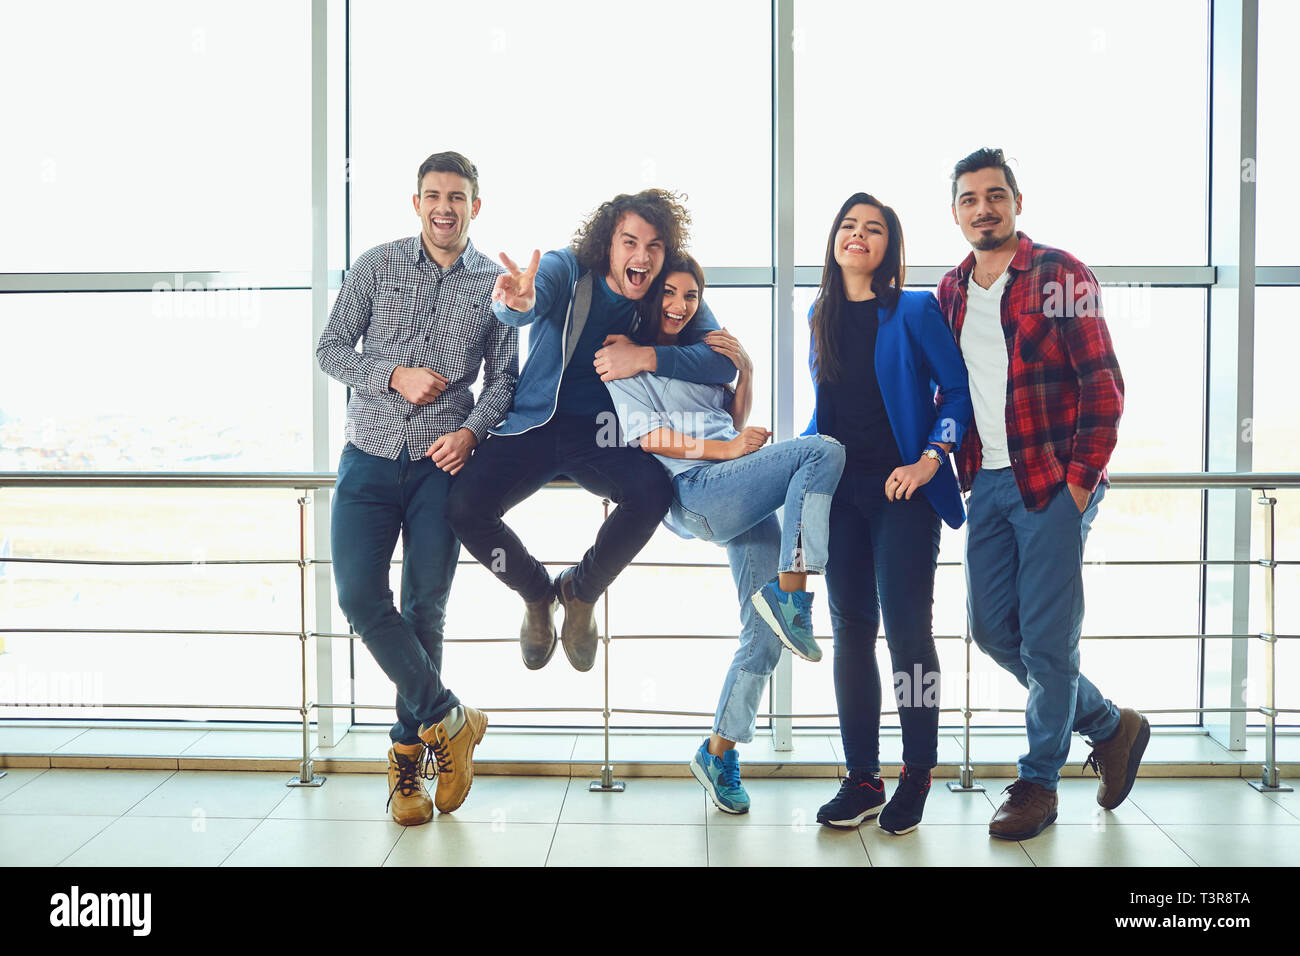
[960,270,1012,469]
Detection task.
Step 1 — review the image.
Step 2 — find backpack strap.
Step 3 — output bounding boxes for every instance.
[562,272,595,369]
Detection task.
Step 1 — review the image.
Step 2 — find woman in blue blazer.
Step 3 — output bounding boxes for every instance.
[807,192,972,834]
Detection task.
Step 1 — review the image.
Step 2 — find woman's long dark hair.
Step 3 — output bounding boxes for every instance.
[811,192,906,385]
[634,253,707,345]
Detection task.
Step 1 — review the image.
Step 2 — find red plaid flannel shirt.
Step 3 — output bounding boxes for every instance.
[936,232,1124,512]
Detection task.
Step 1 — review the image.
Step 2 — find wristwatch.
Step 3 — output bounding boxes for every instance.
[921,444,947,466]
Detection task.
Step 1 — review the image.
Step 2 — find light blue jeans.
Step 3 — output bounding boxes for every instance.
[670,435,845,742]
[965,467,1122,788]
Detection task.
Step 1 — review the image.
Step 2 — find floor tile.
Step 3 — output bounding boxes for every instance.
[183,730,307,759]
[703,777,839,828]
[0,768,173,816]
[426,775,569,825]
[61,815,261,867]
[221,818,405,867]
[270,772,397,822]
[1125,778,1299,825]
[1257,784,1300,820]
[0,726,87,754]
[126,770,291,819]
[546,824,706,867]
[1161,824,1300,866]
[558,777,705,825]
[0,768,46,800]
[1017,823,1196,867]
[980,777,1153,825]
[0,814,116,866]
[385,820,555,867]
[707,825,870,866]
[861,824,1034,867]
[54,727,206,756]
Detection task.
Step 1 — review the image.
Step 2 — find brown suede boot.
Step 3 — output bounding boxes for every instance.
[419,704,488,814]
[519,587,558,671]
[386,743,433,826]
[1084,707,1151,810]
[988,778,1058,841]
[555,567,599,672]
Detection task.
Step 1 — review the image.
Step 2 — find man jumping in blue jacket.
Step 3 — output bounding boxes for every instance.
[446,189,736,672]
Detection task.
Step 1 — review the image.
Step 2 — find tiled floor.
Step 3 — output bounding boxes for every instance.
[1,768,1296,867]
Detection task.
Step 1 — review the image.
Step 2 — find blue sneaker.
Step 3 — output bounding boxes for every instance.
[689,740,751,814]
[751,580,822,662]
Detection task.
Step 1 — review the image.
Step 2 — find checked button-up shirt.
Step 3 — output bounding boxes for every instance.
[316,236,518,461]
[937,232,1125,512]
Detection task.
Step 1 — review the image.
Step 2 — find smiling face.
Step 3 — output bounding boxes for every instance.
[411,170,480,262]
[657,270,700,344]
[952,166,1022,252]
[832,203,889,278]
[605,212,665,300]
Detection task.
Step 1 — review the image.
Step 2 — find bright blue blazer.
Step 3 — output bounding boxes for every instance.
[802,288,972,529]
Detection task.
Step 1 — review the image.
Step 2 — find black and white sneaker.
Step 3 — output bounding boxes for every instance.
[877,766,932,835]
[816,771,886,828]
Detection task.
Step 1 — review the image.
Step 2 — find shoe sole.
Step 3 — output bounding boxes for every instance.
[816,805,883,829]
[878,820,919,836]
[989,808,1057,841]
[689,758,748,814]
[1101,715,1151,810]
[435,712,489,814]
[750,591,821,663]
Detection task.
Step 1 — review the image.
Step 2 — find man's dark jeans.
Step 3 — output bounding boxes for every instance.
[447,414,673,604]
[331,442,460,745]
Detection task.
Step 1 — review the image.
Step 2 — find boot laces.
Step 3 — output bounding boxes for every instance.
[386,749,431,810]
[428,731,454,776]
[1083,748,1105,781]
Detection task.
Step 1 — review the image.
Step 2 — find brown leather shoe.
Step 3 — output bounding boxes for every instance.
[988,778,1058,840]
[386,743,433,826]
[1084,707,1150,810]
[419,704,488,814]
[519,587,558,670]
[555,567,599,672]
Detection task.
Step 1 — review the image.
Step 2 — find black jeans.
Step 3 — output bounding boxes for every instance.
[825,470,942,774]
[446,415,673,604]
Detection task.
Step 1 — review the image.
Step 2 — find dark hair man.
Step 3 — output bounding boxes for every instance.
[316,150,517,825]
[446,189,736,674]
[937,147,1148,841]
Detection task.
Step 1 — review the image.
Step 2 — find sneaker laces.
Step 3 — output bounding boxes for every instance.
[791,590,815,635]
[386,749,431,810]
[718,756,741,789]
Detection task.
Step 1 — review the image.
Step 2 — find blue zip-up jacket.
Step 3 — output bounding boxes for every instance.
[491,249,735,436]
[802,288,973,529]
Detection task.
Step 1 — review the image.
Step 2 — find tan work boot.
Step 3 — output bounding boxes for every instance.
[386,742,433,826]
[1083,707,1151,810]
[419,704,488,813]
[555,567,599,672]
[988,778,1058,841]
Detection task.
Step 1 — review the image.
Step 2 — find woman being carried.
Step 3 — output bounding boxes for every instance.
[604,254,845,815]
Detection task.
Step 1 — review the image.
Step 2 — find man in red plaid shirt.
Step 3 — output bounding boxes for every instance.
[937,148,1149,842]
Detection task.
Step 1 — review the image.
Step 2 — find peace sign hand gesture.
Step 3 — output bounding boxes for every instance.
[493,250,541,313]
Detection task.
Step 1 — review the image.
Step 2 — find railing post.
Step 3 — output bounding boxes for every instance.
[1249,489,1291,793]
[949,621,984,793]
[590,498,624,793]
[288,492,324,788]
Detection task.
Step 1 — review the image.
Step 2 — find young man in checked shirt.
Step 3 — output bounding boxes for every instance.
[316,151,517,825]
[938,147,1149,841]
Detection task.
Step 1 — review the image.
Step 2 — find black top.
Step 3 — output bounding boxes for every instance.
[817,298,904,475]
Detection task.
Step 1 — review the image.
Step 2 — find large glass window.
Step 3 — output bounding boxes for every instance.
[0,1,311,272]
[794,0,1210,267]
[348,0,772,270]
[1257,0,1300,266]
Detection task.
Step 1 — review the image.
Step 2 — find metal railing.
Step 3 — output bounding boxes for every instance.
[0,471,1295,795]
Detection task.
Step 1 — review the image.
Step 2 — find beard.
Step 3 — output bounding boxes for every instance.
[971,222,1012,251]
